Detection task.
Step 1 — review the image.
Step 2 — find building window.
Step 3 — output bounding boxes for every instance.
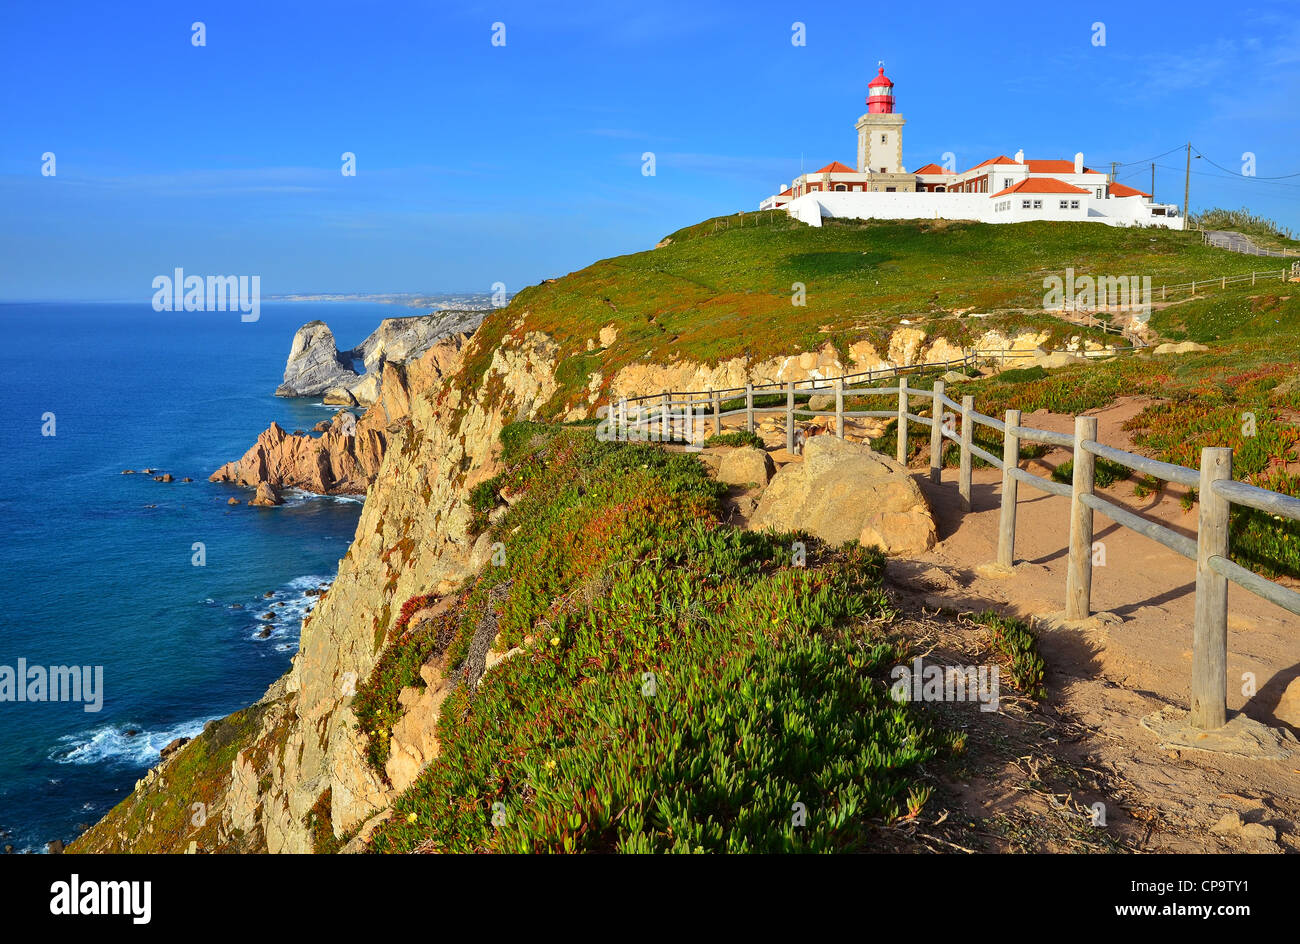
[1021,200,1031,209]
[879,167,887,173]
[880,134,887,143]
[885,187,896,192]
[1070,200,1080,209]
[1059,200,1069,209]
[1033,200,1042,209]
[853,185,862,192]
[1096,188,1103,199]
[834,184,847,191]
[1003,178,1012,190]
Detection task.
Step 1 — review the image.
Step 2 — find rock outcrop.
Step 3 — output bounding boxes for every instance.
[750,436,936,555]
[608,327,1119,403]
[276,321,361,398]
[276,311,488,405]
[212,335,467,495]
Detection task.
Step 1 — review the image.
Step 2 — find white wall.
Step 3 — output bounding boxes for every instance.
[784,190,1184,229]
[786,191,991,226]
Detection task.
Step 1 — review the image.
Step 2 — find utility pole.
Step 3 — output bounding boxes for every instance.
[1184,142,1192,222]
[1151,162,1155,201]
[1110,160,1117,183]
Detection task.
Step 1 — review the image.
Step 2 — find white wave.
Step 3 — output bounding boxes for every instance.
[51,717,209,768]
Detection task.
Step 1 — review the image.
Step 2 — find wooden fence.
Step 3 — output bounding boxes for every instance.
[614,378,1300,732]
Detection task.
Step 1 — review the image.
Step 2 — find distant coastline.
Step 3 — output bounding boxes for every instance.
[267,292,500,310]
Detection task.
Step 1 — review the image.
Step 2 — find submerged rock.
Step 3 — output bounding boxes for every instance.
[249,481,281,507]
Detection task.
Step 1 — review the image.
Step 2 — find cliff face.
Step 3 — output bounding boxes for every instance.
[73,318,560,854]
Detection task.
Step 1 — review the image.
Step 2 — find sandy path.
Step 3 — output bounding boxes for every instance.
[884,397,1300,850]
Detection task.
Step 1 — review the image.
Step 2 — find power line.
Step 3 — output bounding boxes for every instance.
[1152,162,1300,189]
[1191,144,1300,180]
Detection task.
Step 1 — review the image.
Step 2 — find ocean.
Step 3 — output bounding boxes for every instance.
[0,300,402,853]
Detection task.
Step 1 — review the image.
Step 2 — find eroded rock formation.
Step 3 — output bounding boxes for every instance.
[212,335,469,495]
[276,310,488,405]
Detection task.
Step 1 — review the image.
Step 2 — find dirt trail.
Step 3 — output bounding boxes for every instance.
[889,397,1300,851]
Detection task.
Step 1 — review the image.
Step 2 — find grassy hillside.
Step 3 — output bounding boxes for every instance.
[362,424,1031,853]
[460,214,1282,418]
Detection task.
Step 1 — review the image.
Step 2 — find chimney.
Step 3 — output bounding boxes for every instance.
[1074,152,1084,174]
[1014,149,1024,163]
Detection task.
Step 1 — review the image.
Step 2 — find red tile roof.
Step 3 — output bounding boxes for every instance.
[814,161,858,175]
[1025,159,1103,175]
[1108,182,1151,198]
[913,162,951,175]
[990,177,1091,198]
[966,155,1018,173]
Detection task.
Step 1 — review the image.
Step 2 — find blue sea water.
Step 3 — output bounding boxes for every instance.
[0,301,400,852]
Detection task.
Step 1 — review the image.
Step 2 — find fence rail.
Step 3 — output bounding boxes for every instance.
[1202,229,1300,258]
[610,375,1300,733]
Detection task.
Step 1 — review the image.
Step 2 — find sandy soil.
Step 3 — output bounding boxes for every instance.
[889,397,1300,852]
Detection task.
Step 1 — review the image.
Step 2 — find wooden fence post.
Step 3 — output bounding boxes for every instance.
[660,391,671,442]
[835,377,844,439]
[929,380,945,484]
[745,384,754,433]
[959,395,974,511]
[896,377,909,464]
[786,381,796,453]
[1065,416,1098,620]
[1191,447,1233,730]
[997,408,1021,569]
[711,388,720,437]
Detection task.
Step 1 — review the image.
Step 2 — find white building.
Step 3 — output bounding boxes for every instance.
[761,68,1183,229]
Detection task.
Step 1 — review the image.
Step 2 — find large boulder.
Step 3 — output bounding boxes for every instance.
[750,436,936,554]
[1153,341,1209,355]
[715,446,775,487]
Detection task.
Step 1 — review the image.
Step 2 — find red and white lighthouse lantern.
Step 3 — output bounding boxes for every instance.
[867,66,895,114]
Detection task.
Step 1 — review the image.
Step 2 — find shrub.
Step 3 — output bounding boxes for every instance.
[1051,457,1131,489]
[974,610,1046,699]
[703,430,765,449]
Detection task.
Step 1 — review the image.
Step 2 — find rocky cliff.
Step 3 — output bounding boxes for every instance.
[76,309,1114,854]
[276,310,487,406]
[212,334,468,495]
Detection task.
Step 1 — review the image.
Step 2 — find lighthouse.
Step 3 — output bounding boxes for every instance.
[867,66,895,113]
[856,65,908,183]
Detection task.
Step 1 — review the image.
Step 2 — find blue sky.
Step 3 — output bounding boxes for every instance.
[2,0,1298,300]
